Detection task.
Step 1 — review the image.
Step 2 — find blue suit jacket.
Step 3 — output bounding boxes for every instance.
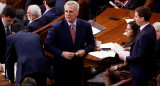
[45,18,95,85]
[123,0,146,10]
[6,31,48,86]
[55,0,78,14]
[126,24,156,80]
[27,18,44,32]
[40,8,61,26]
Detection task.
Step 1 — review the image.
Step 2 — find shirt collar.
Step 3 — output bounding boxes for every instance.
[43,8,51,15]
[67,19,77,26]
[140,23,149,31]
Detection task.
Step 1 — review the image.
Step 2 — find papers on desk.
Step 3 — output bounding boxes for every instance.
[89,50,116,59]
[89,42,130,59]
[100,42,114,49]
[92,26,101,35]
[125,19,134,23]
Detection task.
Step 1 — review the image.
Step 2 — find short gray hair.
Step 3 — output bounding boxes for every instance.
[153,22,160,30]
[64,1,79,11]
[28,5,42,17]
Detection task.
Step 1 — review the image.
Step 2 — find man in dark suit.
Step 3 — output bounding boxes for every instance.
[115,0,146,10]
[6,23,48,86]
[55,0,78,15]
[153,22,160,62]
[40,0,61,26]
[119,6,156,86]
[45,1,95,86]
[0,5,16,71]
[24,5,43,32]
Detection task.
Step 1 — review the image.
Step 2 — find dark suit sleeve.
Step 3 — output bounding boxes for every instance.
[45,25,63,57]
[6,37,17,81]
[128,0,146,10]
[84,23,95,55]
[0,28,6,63]
[155,39,160,62]
[126,34,152,63]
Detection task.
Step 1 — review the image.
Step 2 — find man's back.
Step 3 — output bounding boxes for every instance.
[6,31,48,85]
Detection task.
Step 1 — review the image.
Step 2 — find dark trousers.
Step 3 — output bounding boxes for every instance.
[133,79,149,86]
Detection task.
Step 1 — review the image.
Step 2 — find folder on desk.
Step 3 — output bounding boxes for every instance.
[88,20,107,35]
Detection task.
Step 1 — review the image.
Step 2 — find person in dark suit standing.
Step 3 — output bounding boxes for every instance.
[114,0,146,10]
[23,5,43,32]
[40,0,61,26]
[119,6,156,86]
[153,22,160,62]
[0,5,16,71]
[55,0,78,15]
[45,1,95,86]
[6,23,48,86]
[153,22,160,86]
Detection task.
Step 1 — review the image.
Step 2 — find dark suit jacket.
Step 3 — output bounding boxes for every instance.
[6,31,48,86]
[126,24,156,80]
[27,18,44,32]
[0,18,6,63]
[40,8,61,26]
[123,0,146,10]
[55,0,78,14]
[45,18,95,86]
[155,38,160,62]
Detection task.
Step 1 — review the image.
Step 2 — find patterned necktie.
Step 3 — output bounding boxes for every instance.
[6,26,10,36]
[70,23,75,44]
[121,0,129,8]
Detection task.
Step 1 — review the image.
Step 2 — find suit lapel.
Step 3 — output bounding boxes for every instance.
[74,19,81,46]
[64,19,74,46]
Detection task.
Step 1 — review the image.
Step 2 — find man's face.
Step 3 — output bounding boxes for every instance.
[3,16,15,26]
[156,29,160,39]
[27,8,33,21]
[134,12,143,26]
[64,5,79,23]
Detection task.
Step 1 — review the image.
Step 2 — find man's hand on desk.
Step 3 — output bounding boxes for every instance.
[0,63,4,72]
[62,51,74,60]
[75,50,85,57]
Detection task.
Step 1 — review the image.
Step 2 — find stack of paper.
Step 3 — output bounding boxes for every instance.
[89,50,116,59]
[111,43,130,56]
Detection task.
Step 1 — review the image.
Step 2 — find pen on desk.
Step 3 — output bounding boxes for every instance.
[122,17,129,19]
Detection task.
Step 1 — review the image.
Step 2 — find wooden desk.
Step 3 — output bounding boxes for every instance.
[0,72,11,86]
[85,8,160,67]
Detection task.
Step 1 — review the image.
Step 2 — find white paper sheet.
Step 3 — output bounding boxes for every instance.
[89,50,116,59]
[92,26,101,35]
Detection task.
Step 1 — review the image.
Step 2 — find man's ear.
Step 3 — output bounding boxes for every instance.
[76,10,79,17]
[141,17,145,22]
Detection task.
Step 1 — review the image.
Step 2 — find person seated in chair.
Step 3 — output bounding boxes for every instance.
[103,21,139,86]
[23,5,43,32]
